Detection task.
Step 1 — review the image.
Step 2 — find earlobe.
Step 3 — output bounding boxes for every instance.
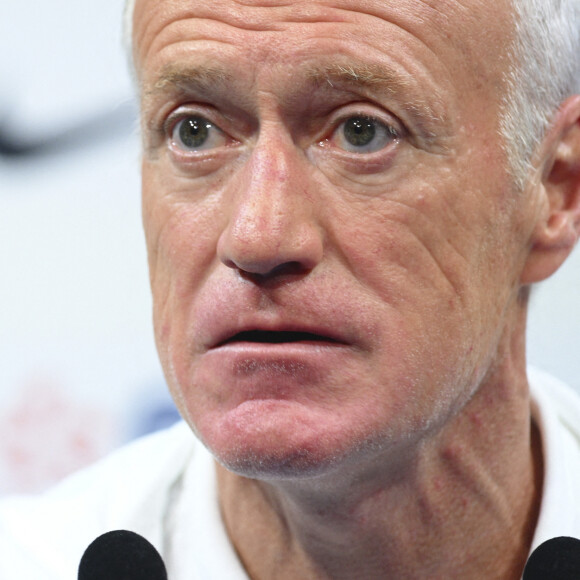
[520,96,580,285]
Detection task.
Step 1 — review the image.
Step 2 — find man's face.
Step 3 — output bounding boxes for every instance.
[135,0,536,478]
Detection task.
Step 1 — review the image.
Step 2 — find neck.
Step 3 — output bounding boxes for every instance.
[217,334,543,579]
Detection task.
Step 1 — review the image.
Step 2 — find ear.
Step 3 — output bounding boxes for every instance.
[520,96,580,284]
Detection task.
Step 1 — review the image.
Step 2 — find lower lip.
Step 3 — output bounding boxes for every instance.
[201,341,353,396]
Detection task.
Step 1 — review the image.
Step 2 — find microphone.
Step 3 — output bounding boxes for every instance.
[78,529,168,580]
[523,536,580,580]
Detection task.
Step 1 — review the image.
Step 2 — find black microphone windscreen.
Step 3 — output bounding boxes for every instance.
[78,529,168,580]
[523,536,580,580]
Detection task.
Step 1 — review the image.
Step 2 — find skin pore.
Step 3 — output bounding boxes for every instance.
[132,0,580,577]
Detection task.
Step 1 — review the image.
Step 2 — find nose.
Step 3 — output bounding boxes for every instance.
[217,133,323,278]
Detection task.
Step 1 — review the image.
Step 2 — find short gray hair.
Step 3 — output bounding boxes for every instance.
[123,0,580,189]
[502,0,580,190]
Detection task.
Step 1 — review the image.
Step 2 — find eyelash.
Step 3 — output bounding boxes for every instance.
[164,110,232,154]
[162,107,403,159]
[322,114,401,154]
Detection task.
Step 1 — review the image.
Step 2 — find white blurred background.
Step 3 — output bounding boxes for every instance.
[0,1,579,495]
[0,1,178,495]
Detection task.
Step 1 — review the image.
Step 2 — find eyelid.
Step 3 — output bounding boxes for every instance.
[330,108,403,138]
[338,115,399,138]
[163,106,235,155]
[320,102,404,140]
[164,108,218,139]
[320,110,403,156]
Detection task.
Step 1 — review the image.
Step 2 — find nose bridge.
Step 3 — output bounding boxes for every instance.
[235,133,293,240]
[218,129,322,275]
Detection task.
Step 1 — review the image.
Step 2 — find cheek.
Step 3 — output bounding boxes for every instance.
[142,168,225,379]
[331,192,469,318]
[142,164,224,289]
[324,184,515,400]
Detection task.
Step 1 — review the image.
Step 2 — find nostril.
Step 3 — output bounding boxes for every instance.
[233,260,313,284]
[269,261,309,276]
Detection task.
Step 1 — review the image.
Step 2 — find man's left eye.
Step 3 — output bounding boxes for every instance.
[330,116,399,153]
[171,115,227,152]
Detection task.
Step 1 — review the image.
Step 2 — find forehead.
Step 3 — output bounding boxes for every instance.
[134,0,514,67]
[133,0,515,125]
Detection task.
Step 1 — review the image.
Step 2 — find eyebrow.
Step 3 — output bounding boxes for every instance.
[306,63,410,94]
[146,62,407,98]
[143,61,448,142]
[145,64,231,98]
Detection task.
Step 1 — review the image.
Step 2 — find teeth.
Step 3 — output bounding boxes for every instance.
[228,330,332,344]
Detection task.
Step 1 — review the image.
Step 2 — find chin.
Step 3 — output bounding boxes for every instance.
[191,399,404,482]
[214,444,345,481]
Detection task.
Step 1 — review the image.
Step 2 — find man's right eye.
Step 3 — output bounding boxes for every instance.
[170,115,227,152]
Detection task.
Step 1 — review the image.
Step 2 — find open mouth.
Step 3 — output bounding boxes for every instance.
[220,330,340,345]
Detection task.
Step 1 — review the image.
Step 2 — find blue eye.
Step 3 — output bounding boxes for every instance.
[333,116,399,153]
[171,115,227,152]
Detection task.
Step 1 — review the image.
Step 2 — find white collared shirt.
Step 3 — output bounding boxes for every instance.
[528,368,580,552]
